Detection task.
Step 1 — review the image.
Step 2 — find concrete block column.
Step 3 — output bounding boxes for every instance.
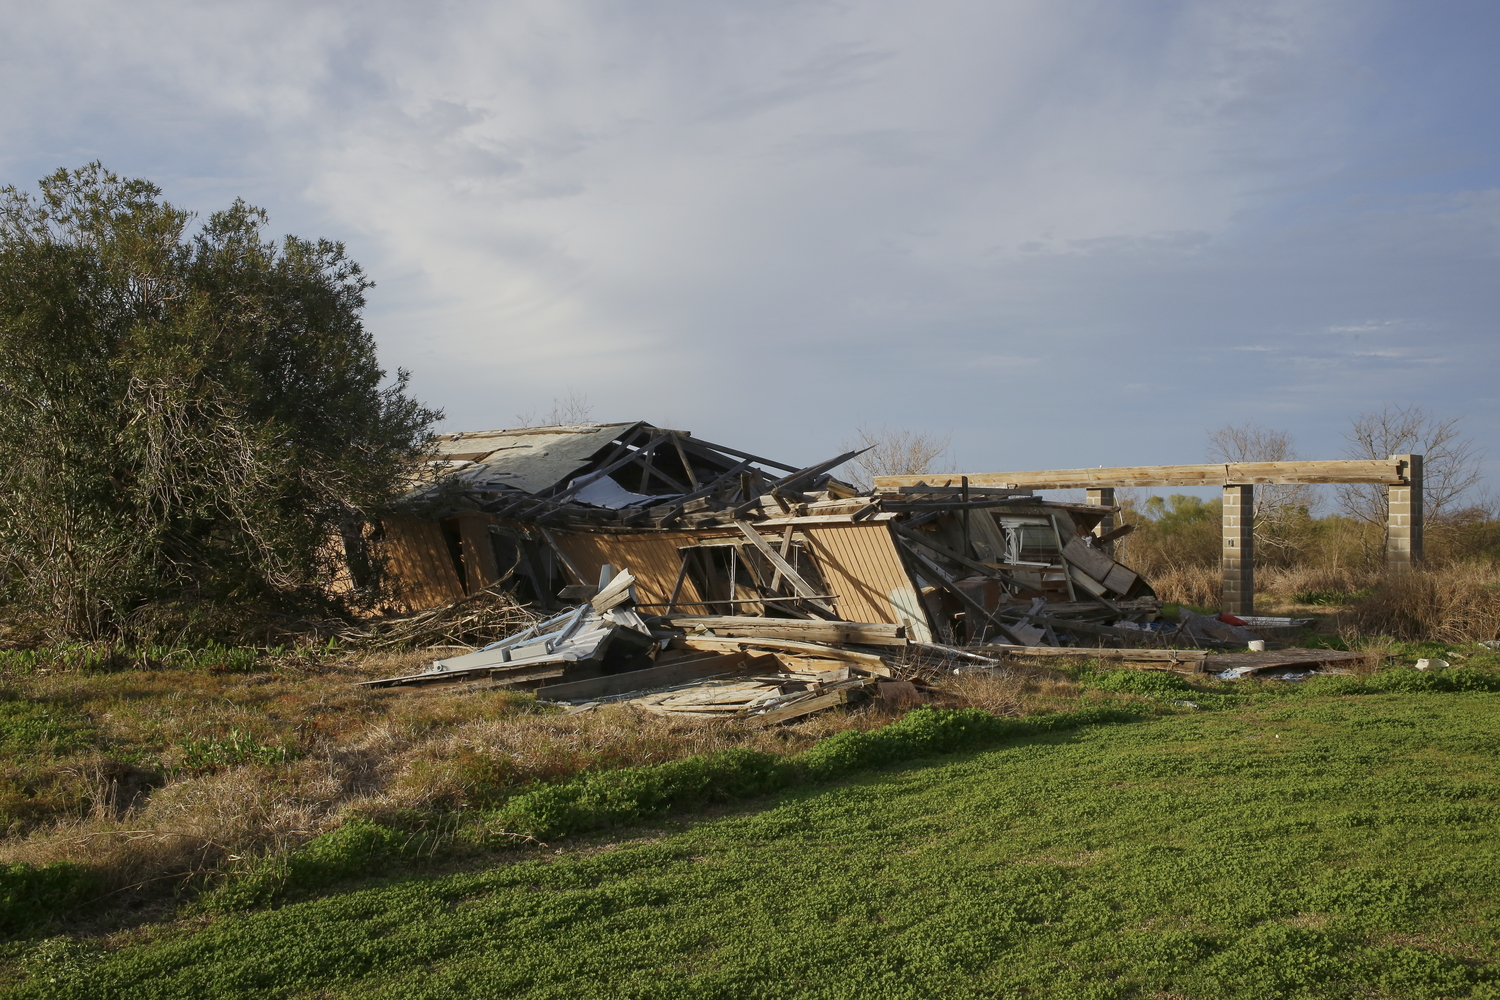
[1386,454,1424,572]
[1222,485,1254,616]
[1086,487,1116,555]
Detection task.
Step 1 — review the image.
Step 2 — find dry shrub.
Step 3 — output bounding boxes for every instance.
[934,663,1080,716]
[1258,564,1376,603]
[1146,564,1220,607]
[1332,633,1399,676]
[1340,565,1500,643]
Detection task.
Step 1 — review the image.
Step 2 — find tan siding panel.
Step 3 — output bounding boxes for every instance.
[553,532,712,615]
[380,518,465,608]
[800,523,930,637]
[454,514,503,592]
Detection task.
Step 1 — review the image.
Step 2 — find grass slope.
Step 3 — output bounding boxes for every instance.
[11,689,1500,999]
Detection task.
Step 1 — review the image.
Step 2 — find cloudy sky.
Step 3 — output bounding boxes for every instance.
[4,0,1497,490]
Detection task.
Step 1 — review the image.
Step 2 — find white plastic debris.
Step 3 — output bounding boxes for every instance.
[1414,658,1450,671]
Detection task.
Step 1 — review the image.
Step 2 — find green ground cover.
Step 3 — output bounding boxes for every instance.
[9,685,1500,999]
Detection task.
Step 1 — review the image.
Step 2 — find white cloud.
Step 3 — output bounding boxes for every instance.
[1,0,1497,482]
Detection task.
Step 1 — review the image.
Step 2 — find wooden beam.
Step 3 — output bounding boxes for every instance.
[732,521,837,616]
[678,635,895,672]
[660,615,908,646]
[875,459,1407,490]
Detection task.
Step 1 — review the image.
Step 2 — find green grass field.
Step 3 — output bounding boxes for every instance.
[11,684,1500,999]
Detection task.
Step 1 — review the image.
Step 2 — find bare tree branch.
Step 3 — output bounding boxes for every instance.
[1205,422,1313,549]
[838,425,953,492]
[1336,404,1485,527]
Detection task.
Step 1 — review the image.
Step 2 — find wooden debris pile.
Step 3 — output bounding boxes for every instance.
[362,570,950,723]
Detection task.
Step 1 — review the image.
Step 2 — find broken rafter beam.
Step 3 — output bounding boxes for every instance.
[890,522,1045,595]
[732,521,837,616]
[673,434,803,475]
[730,448,871,519]
[658,457,759,526]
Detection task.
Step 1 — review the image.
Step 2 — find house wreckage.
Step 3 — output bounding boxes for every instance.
[361,422,1349,717]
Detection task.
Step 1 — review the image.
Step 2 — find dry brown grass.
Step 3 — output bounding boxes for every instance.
[1338,564,1500,643]
[1144,564,1220,607]
[0,646,1085,904]
[936,663,1081,715]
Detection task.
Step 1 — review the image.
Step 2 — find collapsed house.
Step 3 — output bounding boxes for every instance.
[371,421,1159,646]
[363,422,1360,712]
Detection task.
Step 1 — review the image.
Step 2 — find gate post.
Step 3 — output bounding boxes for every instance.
[1086,487,1115,555]
[1222,485,1254,616]
[1386,454,1423,571]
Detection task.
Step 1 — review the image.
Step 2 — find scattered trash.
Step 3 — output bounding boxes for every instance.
[1233,616,1316,628]
[1414,658,1449,671]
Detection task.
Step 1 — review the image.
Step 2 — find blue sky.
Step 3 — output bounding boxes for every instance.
[3,0,1496,494]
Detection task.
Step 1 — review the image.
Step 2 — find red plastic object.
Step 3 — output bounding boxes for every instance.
[1217,613,1247,626]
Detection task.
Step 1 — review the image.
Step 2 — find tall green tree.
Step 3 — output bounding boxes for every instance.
[0,163,441,640]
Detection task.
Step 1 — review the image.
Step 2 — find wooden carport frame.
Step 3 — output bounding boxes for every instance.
[875,457,1423,615]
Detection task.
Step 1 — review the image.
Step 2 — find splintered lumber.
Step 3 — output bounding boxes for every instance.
[875,459,1408,491]
[732,521,836,614]
[1204,647,1367,674]
[891,522,1044,595]
[754,688,856,726]
[988,645,1207,663]
[535,651,775,701]
[679,635,896,676]
[662,615,908,647]
[987,645,1208,674]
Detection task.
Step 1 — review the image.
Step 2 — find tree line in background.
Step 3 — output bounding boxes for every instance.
[0,164,440,643]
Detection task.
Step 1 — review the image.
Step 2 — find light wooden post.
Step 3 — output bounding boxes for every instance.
[1086,487,1115,555]
[1386,454,1423,571]
[1221,485,1254,616]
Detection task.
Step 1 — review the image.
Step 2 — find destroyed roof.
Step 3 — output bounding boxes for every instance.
[415,421,848,526]
[429,422,646,495]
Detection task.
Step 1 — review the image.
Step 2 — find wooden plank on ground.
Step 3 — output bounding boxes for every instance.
[754,689,852,726]
[988,645,1206,662]
[536,651,773,701]
[1203,648,1366,674]
[679,635,895,675]
[663,615,907,646]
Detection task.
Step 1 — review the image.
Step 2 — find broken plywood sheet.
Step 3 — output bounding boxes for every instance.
[1205,647,1366,675]
[536,651,777,701]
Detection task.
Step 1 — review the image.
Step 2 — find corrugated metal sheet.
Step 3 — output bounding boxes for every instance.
[800,522,932,640]
[552,531,713,615]
[434,422,641,494]
[380,517,466,607]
